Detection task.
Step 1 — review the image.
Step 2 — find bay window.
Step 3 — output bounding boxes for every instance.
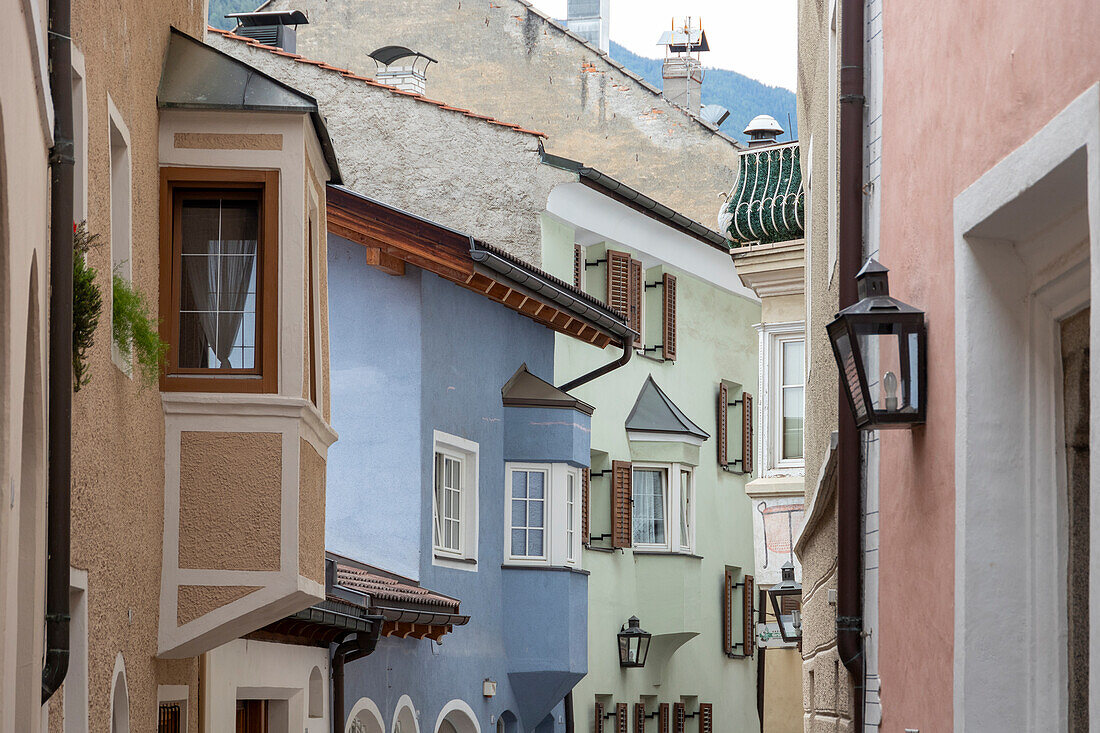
[505,463,583,567]
[632,463,694,554]
[159,168,279,393]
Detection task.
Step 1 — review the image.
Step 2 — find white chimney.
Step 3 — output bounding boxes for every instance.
[658,18,710,112]
[368,46,437,95]
[567,0,610,53]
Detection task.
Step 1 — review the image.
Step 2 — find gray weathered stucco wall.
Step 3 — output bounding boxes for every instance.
[796,0,849,729]
[256,0,741,227]
[210,31,574,266]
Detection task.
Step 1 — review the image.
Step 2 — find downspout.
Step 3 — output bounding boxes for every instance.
[558,338,632,392]
[43,0,74,702]
[332,621,383,733]
[564,691,575,733]
[836,0,866,727]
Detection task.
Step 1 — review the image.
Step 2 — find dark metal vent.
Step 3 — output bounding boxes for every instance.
[238,25,279,46]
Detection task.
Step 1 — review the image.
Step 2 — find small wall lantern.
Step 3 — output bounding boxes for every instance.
[617,616,652,668]
[827,259,927,430]
[768,561,802,644]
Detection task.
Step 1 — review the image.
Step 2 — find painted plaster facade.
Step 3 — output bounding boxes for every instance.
[796,0,1100,730]
[250,0,741,228]
[543,181,763,730]
[2,7,342,730]
[0,0,52,729]
[327,235,591,732]
[724,132,808,733]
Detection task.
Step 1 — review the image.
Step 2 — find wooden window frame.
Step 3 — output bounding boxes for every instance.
[159,167,279,393]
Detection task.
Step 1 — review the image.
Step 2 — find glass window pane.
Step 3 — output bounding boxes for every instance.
[528,498,544,528]
[782,386,805,459]
[632,469,666,545]
[176,197,260,371]
[511,529,526,557]
[528,529,544,557]
[512,470,527,498]
[529,471,545,499]
[511,499,526,529]
[782,340,804,386]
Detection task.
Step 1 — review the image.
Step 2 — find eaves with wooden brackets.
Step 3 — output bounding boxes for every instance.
[326,184,636,351]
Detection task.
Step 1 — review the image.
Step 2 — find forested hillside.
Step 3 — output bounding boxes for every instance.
[609,41,798,141]
[206,3,798,142]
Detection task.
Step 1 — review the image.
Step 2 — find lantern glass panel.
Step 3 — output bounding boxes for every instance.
[831,328,869,423]
[619,634,633,665]
[636,634,651,665]
[853,320,920,417]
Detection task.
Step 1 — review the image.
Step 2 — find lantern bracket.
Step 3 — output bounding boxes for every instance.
[584,258,607,270]
[644,280,664,290]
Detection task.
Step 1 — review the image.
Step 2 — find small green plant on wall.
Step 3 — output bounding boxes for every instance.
[72,222,103,391]
[112,270,169,389]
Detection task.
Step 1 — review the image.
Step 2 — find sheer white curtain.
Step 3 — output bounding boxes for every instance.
[180,199,257,369]
[632,469,666,545]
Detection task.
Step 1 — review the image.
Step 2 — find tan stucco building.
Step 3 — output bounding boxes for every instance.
[4,0,344,726]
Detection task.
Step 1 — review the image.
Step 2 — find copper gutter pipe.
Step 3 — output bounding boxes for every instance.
[837,0,866,726]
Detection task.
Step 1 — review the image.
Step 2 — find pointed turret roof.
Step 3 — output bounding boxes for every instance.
[502,364,595,416]
[625,375,709,439]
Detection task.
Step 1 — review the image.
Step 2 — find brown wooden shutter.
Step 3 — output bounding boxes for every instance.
[582,467,591,547]
[717,383,729,468]
[673,703,686,733]
[610,460,633,548]
[662,273,677,360]
[606,250,632,319]
[595,702,605,733]
[616,703,628,733]
[574,244,584,288]
[634,703,646,733]
[658,704,669,733]
[629,258,643,347]
[741,392,754,475]
[698,704,712,733]
[742,574,755,657]
[723,568,735,655]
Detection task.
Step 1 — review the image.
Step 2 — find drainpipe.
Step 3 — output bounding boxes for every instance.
[558,338,632,392]
[332,622,383,733]
[564,691,575,733]
[836,0,866,727]
[42,0,74,703]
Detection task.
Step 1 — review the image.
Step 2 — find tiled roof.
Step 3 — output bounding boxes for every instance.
[335,564,461,612]
[207,26,548,138]
[720,141,805,246]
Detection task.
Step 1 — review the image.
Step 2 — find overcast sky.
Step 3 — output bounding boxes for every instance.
[528,0,797,92]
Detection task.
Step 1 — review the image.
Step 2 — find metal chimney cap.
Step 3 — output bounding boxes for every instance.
[225,10,308,26]
[743,114,784,136]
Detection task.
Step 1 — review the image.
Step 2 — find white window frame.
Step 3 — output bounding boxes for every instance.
[758,321,806,475]
[505,463,550,563]
[107,94,132,376]
[631,462,695,554]
[431,431,479,570]
[504,463,583,568]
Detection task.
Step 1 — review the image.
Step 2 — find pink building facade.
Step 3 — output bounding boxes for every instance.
[800,0,1099,729]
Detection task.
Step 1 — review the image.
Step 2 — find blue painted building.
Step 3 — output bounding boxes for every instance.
[323,187,633,733]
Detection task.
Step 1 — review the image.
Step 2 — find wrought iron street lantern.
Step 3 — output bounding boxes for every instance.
[617,616,652,668]
[768,562,802,644]
[827,259,927,430]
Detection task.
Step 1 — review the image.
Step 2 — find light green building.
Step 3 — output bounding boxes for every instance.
[539,155,763,732]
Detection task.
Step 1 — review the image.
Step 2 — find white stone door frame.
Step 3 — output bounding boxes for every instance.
[954,84,1099,731]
